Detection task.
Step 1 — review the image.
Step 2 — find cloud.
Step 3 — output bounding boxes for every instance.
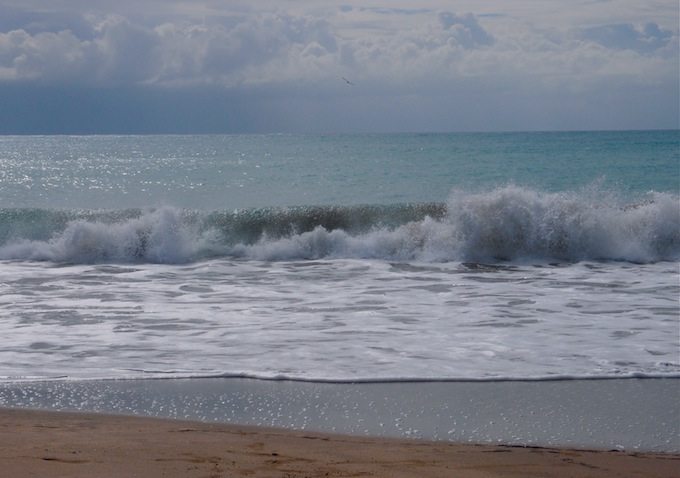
[0,4,95,38]
[360,7,432,16]
[94,16,162,83]
[437,12,494,47]
[0,15,163,84]
[580,22,674,53]
[0,1,677,132]
[0,6,674,89]
[155,13,339,86]
[0,11,343,86]
[0,29,87,81]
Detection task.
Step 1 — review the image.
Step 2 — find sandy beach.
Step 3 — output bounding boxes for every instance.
[1,408,678,478]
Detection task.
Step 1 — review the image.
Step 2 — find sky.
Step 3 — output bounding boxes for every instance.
[0,0,677,133]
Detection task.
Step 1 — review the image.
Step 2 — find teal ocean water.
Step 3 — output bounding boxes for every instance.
[1,130,677,210]
[0,131,678,381]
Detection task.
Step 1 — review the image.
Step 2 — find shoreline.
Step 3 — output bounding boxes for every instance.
[1,377,678,453]
[1,407,678,478]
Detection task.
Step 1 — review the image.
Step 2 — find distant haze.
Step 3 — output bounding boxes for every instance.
[0,1,677,133]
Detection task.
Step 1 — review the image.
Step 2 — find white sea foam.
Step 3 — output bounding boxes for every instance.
[235,186,679,263]
[0,186,677,264]
[445,186,680,263]
[0,208,220,264]
[0,257,677,382]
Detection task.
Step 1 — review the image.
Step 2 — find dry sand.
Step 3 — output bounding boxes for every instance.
[1,408,677,478]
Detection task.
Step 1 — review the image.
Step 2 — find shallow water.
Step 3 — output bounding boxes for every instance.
[1,377,678,452]
[1,258,677,381]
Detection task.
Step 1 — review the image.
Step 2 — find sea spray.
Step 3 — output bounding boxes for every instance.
[445,186,680,262]
[0,208,218,264]
[0,186,678,264]
[233,186,680,263]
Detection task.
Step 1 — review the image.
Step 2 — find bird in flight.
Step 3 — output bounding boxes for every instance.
[341,76,355,86]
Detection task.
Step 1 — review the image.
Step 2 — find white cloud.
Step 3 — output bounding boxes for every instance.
[93,15,162,83]
[438,12,494,48]
[579,22,674,54]
[0,29,86,81]
[0,11,344,86]
[0,4,675,87]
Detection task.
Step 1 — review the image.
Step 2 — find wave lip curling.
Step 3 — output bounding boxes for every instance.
[0,186,678,264]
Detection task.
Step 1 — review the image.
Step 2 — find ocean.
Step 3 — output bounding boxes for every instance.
[0,130,678,383]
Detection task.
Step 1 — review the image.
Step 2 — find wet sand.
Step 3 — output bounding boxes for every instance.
[1,407,678,478]
[2,377,678,452]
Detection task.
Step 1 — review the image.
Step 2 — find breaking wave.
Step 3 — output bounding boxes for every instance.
[0,186,678,264]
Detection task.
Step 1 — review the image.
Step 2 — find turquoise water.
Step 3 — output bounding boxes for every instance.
[1,130,677,210]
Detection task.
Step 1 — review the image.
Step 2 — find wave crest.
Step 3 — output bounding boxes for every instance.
[447,186,679,262]
[0,208,217,264]
[0,186,678,264]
